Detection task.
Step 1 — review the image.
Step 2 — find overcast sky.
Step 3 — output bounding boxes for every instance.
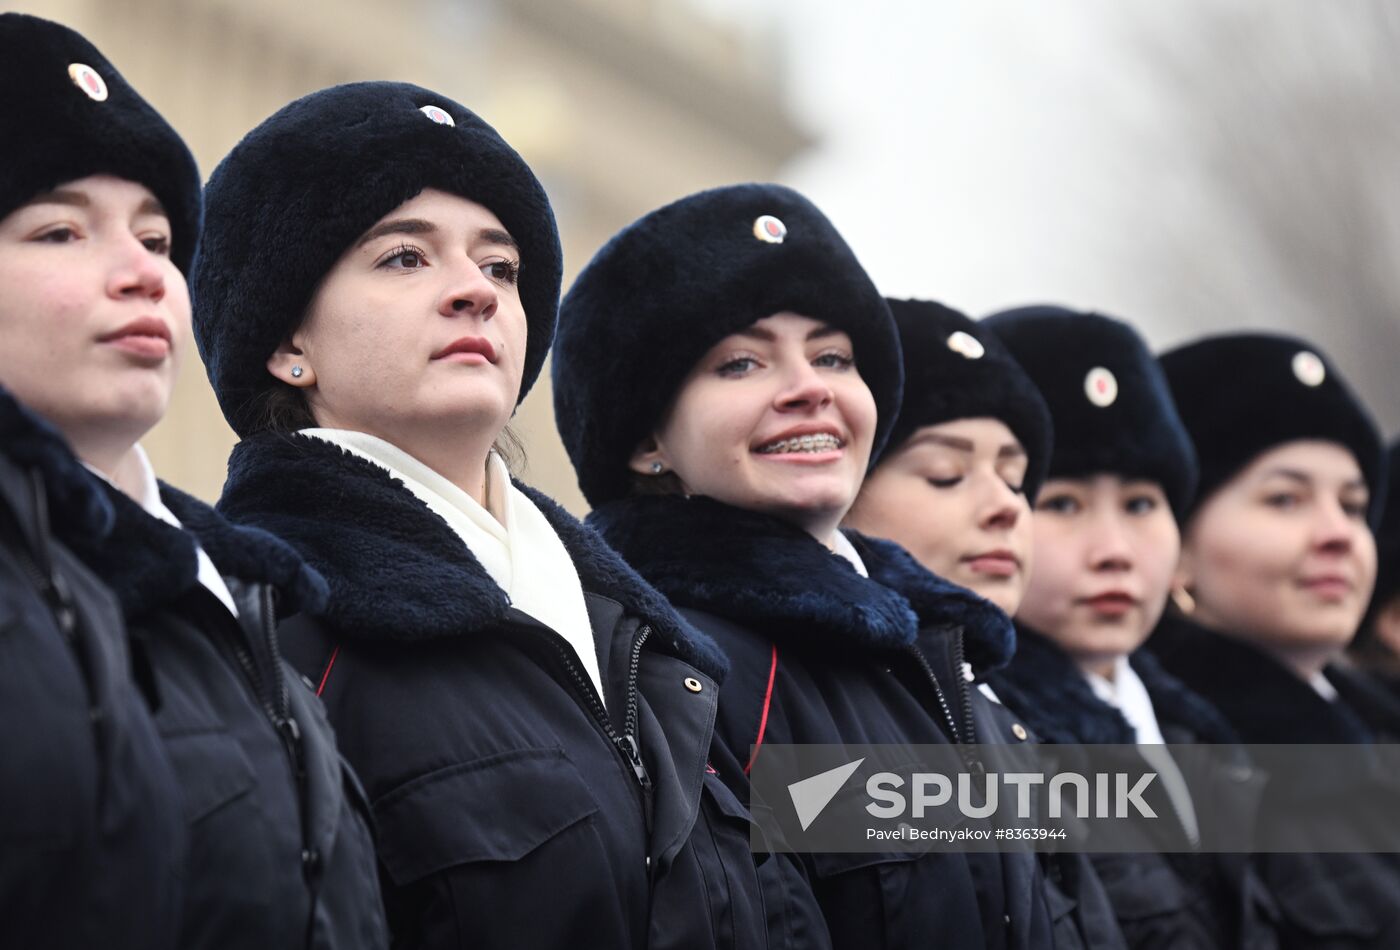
[683,0,1400,434]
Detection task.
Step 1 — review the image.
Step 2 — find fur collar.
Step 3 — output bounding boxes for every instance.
[588,494,1016,671]
[217,433,727,681]
[988,626,1238,745]
[1149,613,1374,743]
[989,629,1136,745]
[0,384,113,542]
[67,476,328,621]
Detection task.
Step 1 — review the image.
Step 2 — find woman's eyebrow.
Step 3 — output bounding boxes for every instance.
[356,218,436,247]
[24,188,89,208]
[477,228,518,252]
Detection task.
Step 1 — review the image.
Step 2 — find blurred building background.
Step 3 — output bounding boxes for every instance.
[8,0,1398,514]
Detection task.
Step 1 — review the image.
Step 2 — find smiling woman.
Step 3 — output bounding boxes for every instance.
[555,184,1060,950]
[1152,333,1400,950]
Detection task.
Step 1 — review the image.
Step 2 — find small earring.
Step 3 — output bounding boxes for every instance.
[290,366,304,379]
[650,462,664,475]
[1170,584,1196,615]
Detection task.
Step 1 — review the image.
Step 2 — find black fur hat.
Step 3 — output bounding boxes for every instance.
[1159,333,1386,526]
[192,81,561,436]
[1365,440,1400,625]
[982,304,1198,517]
[883,297,1053,501]
[0,14,201,272]
[553,183,902,508]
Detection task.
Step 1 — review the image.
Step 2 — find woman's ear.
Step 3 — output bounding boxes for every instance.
[1170,548,1198,614]
[628,435,670,476]
[266,335,315,387]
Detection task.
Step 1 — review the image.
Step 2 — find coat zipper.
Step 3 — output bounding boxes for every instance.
[907,627,984,774]
[544,624,654,794]
[949,628,980,747]
[218,584,315,881]
[7,471,95,715]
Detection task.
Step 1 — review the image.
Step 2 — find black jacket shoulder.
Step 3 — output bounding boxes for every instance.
[592,494,1054,950]
[64,446,386,950]
[218,432,784,950]
[1150,614,1400,950]
[0,387,184,950]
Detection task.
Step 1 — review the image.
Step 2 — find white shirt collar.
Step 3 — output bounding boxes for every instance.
[1084,656,1166,745]
[1309,670,1340,702]
[831,530,869,577]
[84,445,239,618]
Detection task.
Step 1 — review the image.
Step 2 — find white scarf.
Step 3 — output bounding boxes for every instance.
[300,429,605,705]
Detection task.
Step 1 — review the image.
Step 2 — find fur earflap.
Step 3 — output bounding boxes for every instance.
[0,14,201,271]
[1159,333,1386,527]
[217,433,728,680]
[983,305,1198,517]
[883,297,1053,501]
[553,184,902,507]
[192,81,561,435]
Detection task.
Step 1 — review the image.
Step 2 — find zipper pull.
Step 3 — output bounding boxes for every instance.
[615,733,652,790]
[278,716,306,780]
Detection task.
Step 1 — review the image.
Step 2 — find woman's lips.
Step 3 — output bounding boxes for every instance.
[432,336,497,363]
[962,552,1020,578]
[100,317,171,364]
[1080,592,1139,618]
[1298,575,1354,602]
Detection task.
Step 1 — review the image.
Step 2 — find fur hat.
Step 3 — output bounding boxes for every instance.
[0,14,201,272]
[553,183,902,508]
[1158,333,1385,526]
[983,304,1198,517]
[1362,440,1400,632]
[191,81,561,436]
[883,297,1053,501]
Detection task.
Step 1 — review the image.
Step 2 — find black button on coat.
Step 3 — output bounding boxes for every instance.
[0,387,184,950]
[217,432,798,950]
[65,466,388,950]
[591,494,1059,950]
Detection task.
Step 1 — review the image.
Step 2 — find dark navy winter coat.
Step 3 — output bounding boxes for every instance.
[64,456,388,949]
[1150,614,1400,950]
[217,432,804,950]
[590,494,1059,950]
[0,387,183,949]
[989,627,1279,950]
